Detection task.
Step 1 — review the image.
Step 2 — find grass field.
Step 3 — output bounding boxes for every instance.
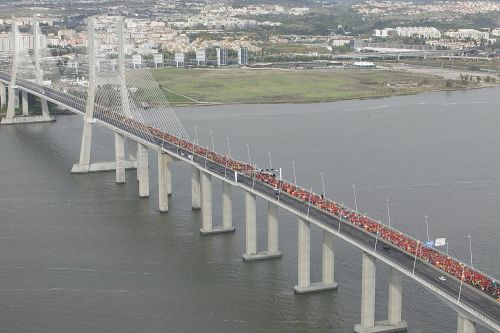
[152,67,471,105]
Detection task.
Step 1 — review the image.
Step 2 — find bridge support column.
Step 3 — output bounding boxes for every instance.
[71,119,93,172]
[267,202,281,257]
[158,151,170,212]
[200,174,235,235]
[14,89,19,109]
[128,139,137,163]
[294,217,310,292]
[457,314,476,333]
[128,139,137,181]
[200,171,211,233]
[3,86,16,122]
[0,83,6,108]
[355,261,407,332]
[321,230,338,288]
[165,155,173,196]
[242,191,257,258]
[40,98,52,121]
[192,166,201,209]
[71,130,136,173]
[21,90,28,116]
[221,181,235,232]
[294,224,337,294]
[137,143,149,197]
[355,252,376,332]
[115,133,125,184]
[243,200,282,261]
[386,269,407,331]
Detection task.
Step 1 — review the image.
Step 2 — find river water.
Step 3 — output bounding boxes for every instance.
[0,88,499,333]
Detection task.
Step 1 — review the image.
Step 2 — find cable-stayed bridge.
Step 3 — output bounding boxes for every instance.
[0,16,499,333]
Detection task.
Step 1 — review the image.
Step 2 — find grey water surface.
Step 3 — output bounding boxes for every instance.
[0,87,499,333]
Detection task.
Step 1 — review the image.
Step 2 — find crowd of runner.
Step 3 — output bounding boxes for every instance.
[123,119,500,302]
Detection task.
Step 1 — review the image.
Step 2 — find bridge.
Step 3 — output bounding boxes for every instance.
[0,16,499,333]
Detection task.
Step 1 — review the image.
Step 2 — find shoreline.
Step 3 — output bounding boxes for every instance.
[1,84,495,117]
[169,83,497,107]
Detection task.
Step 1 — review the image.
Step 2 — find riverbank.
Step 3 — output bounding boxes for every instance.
[152,67,490,106]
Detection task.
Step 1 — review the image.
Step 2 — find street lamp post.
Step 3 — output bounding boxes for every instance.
[412,240,419,275]
[307,188,313,217]
[468,235,473,268]
[246,143,251,165]
[210,131,215,151]
[226,137,231,158]
[292,161,297,186]
[204,146,209,168]
[386,198,391,228]
[352,184,358,212]
[374,222,381,253]
[338,202,343,232]
[252,164,257,189]
[425,215,429,243]
[320,172,326,198]
[268,151,273,170]
[458,264,465,302]
[194,125,199,144]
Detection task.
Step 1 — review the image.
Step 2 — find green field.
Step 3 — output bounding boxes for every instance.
[152,67,471,105]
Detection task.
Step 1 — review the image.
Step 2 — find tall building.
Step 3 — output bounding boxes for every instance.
[196,49,206,67]
[216,47,227,67]
[0,32,47,52]
[445,29,490,40]
[175,52,185,68]
[238,47,248,65]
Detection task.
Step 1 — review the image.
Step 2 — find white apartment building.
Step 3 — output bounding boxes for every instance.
[444,29,490,40]
[395,27,441,38]
[374,27,441,38]
[0,33,47,52]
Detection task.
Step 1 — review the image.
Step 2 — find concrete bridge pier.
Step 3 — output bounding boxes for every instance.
[71,128,137,174]
[243,200,282,261]
[200,171,213,233]
[128,139,137,163]
[137,143,149,197]
[40,98,51,121]
[266,202,281,258]
[2,86,17,123]
[199,172,235,235]
[386,269,407,331]
[242,191,257,258]
[21,90,28,116]
[355,254,406,333]
[0,83,6,108]
[294,221,337,294]
[191,166,201,209]
[221,181,234,231]
[14,89,19,109]
[1,90,55,124]
[158,151,171,212]
[243,191,281,261]
[457,314,476,333]
[355,252,377,332]
[115,133,126,183]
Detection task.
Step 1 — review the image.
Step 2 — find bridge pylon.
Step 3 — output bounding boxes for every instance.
[1,16,55,125]
[71,16,136,177]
